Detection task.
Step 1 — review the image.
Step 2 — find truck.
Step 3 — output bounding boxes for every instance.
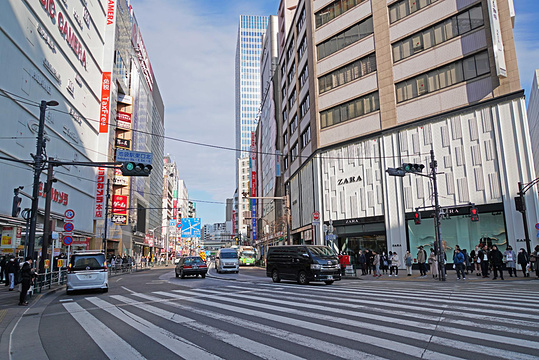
[238,246,256,266]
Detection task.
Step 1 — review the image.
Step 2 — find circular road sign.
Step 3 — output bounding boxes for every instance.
[64,222,74,232]
[535,223,539,231]
[64,209,75,220]
[63,235,73,246]
[313,211,320,221]
[176,222,182,230]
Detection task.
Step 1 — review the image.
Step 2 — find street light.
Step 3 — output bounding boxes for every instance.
[28,100,58,263]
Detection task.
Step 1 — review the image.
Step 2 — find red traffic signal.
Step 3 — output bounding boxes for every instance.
[414,212,421,225]
[470,206,479,222]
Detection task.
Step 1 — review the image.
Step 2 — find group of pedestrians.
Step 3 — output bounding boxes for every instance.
[358,250,400,277]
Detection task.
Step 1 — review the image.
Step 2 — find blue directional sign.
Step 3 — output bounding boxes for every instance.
[116,149,153,165]
[180,218,201,238]
[169,220,176,227]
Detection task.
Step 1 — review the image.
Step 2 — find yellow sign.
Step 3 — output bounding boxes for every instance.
[199,251,206,261]
[57,259,64,268]
[44,259,50,269]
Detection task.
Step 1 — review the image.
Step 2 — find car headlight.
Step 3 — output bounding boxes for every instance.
[311,264,321,270]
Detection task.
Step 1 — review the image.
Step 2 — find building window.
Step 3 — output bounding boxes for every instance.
[315,0,366,28]
[281,64,286,78]
[317,17,373,60]
[282,109,288,122]
[281,86,287,101]
[287,64,296,84]
[297,7,306,33]
[301,126,311,148]
[289,88,297,108]
[389,0,439,24]
[298,35,307,60]
[395,51,490,103]
[291,142,299,162]
[320,92,379,128]
[283,154,289,170]
[392,5,484,63]
[283,131,288,145]
[287,39,295,61]
[290,115,298,134]
[300,94,310,118]
[299,64,309,89]
[319,53,376,94]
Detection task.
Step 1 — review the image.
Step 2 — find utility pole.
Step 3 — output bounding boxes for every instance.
[430,150,446,281]
[28,100,58,261]
[39,158,55,274]
[103,179,111,254]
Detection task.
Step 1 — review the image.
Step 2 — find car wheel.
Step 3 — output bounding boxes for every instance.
[175,271,179,278]
[298,271,309,285]
[272,269,281,283]
[201,274,206,279]
[180,270,185,279]
[324,280,334,285]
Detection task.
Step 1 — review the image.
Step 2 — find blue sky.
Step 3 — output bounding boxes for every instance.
[130,0,539,225]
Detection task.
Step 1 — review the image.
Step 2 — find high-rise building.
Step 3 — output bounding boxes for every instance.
[527,69,539,176]
[276,0,538,259]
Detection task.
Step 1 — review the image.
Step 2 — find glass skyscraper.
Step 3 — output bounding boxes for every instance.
[235,15,268,160]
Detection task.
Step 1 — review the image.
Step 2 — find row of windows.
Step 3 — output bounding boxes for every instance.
[299,65,309,89]
[297,7,306,33]
[298,36,307,60]
[284,125,312,170]
[315,0,366,29]
[395,51,489,103]
[301,126,311,148]
[290,115,298,134]
[393,5,484,63]
[291,142,299,162]
[319,53,376,94]
[389,0,439,24]
[287,39,295,61]
[288,64,296,84]
[317,16,373,60]
[320,92,379,129]
[289,88,297,108]
[300,94,310,118]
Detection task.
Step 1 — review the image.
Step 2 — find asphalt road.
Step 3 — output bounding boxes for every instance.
[2,264,539,359]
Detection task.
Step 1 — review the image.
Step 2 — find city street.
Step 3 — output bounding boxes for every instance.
[1,266,538,359]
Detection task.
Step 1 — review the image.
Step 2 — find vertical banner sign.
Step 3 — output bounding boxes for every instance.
[487,0,507,78]
[112,195,128,214]
[99,72,112,133]
[232,210,236,235]
[251,132,257,241]
[94,167,106,219]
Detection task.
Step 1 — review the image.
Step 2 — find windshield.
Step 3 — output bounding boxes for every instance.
[306,246,336,258]
[184,257,205,265]
[220,251,237,259]
[240,251,255,258]
[71,255,106,270]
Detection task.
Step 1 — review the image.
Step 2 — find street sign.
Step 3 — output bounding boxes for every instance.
[169,220,176,227]
[181,218,201,237]
[325,234,337,241]
[63,235,73,246]
[63,222,74,232]
[176,222,182,230]
[64,209,75,220]
[535,223,539,230]
[116,149,153,165]
[312,211,320,225]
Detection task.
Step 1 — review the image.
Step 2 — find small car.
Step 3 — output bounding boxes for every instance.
[66,250,108,294]
[175,256,208,279]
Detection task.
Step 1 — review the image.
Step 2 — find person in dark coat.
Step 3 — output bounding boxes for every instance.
[478,245,490,278]
[358,250,366,275]
[0,256,6,284]
[6,257,17,290]
[19,257,35,306]
[489,245,504,280]
[517,248,529,277]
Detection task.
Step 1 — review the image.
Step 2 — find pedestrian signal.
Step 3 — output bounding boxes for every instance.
[414,212,421,225]
[470,206,479,222]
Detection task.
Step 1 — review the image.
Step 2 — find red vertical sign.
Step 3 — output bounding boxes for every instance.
[99,72,112,133]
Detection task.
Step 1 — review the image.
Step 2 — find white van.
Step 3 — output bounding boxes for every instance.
[215,248,239,273]
[66,250,108,294]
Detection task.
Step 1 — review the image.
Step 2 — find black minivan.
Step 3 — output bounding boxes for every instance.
[266,245,341,285]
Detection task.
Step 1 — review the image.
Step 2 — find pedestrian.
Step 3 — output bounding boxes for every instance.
[19,257,35,306]
[0,256,6,284]
[380,252,389,275]
[364,249,372,275]
[358,250,366,275]
[489,245,504,280]
[533,245,539,278]
[404,250,413,276]
[504,246,517,277]
[373,251,381,277]
[453,248,466,280]
[428,249,438,278]
[6,256,17,290]
[417,246,427,277]
[470,245,481,276]
[462,249,471,274]
[478,245,490,278]
[517,248,529,277]
[389,251,399,277]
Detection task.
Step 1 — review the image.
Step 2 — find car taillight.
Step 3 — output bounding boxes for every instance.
[183,265,192,269]
[104,262,108,271]
[68,263,73,273]
[200,264,207,268]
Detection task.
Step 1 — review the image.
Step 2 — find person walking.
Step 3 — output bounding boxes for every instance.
[478,245,490,278]
[389,252,399,277]
[504,246,517,277]
[19,257,35,306]
[380,252,389,275]
[417,246,427,277]
[6,257,17,290]
[404,251,413,276]
[0,256,7,284]
[517,248,529,277]
[490,245,504,280]
[428,249,438,278]
[453,248,466,280]
[373,251,381,277]
[358,250,366,275]
[533,245,539,278]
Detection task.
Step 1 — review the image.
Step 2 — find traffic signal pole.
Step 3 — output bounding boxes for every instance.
[39,158,54,274]
[430,150,446,281]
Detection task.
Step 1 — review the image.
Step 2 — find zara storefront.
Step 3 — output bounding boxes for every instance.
[296,93,539,266]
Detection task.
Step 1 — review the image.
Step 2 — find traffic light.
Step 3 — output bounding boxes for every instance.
[470,206,479,222]
[120,162,152,176]
[402,163,425,173]
[414,211,421,225]
[12,189,22,217]
[386,168,406,177]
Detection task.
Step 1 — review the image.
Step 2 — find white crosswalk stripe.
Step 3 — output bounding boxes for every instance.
[59,282,539,360]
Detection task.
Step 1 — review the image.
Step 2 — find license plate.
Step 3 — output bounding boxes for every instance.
[327,275,333,280]
[193,265,198,269]
[81,275,94,279]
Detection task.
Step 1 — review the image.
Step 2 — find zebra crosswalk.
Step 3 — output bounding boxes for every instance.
[57,282,539,359]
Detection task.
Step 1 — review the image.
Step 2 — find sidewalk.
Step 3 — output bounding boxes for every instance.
[343,270,538,282]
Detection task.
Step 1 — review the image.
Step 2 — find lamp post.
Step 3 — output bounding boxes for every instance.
[148,226,160,264]
[28,100,58,262]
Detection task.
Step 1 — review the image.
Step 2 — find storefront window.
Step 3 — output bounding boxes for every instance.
[407,212,506,263]
[337,235,386,265]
